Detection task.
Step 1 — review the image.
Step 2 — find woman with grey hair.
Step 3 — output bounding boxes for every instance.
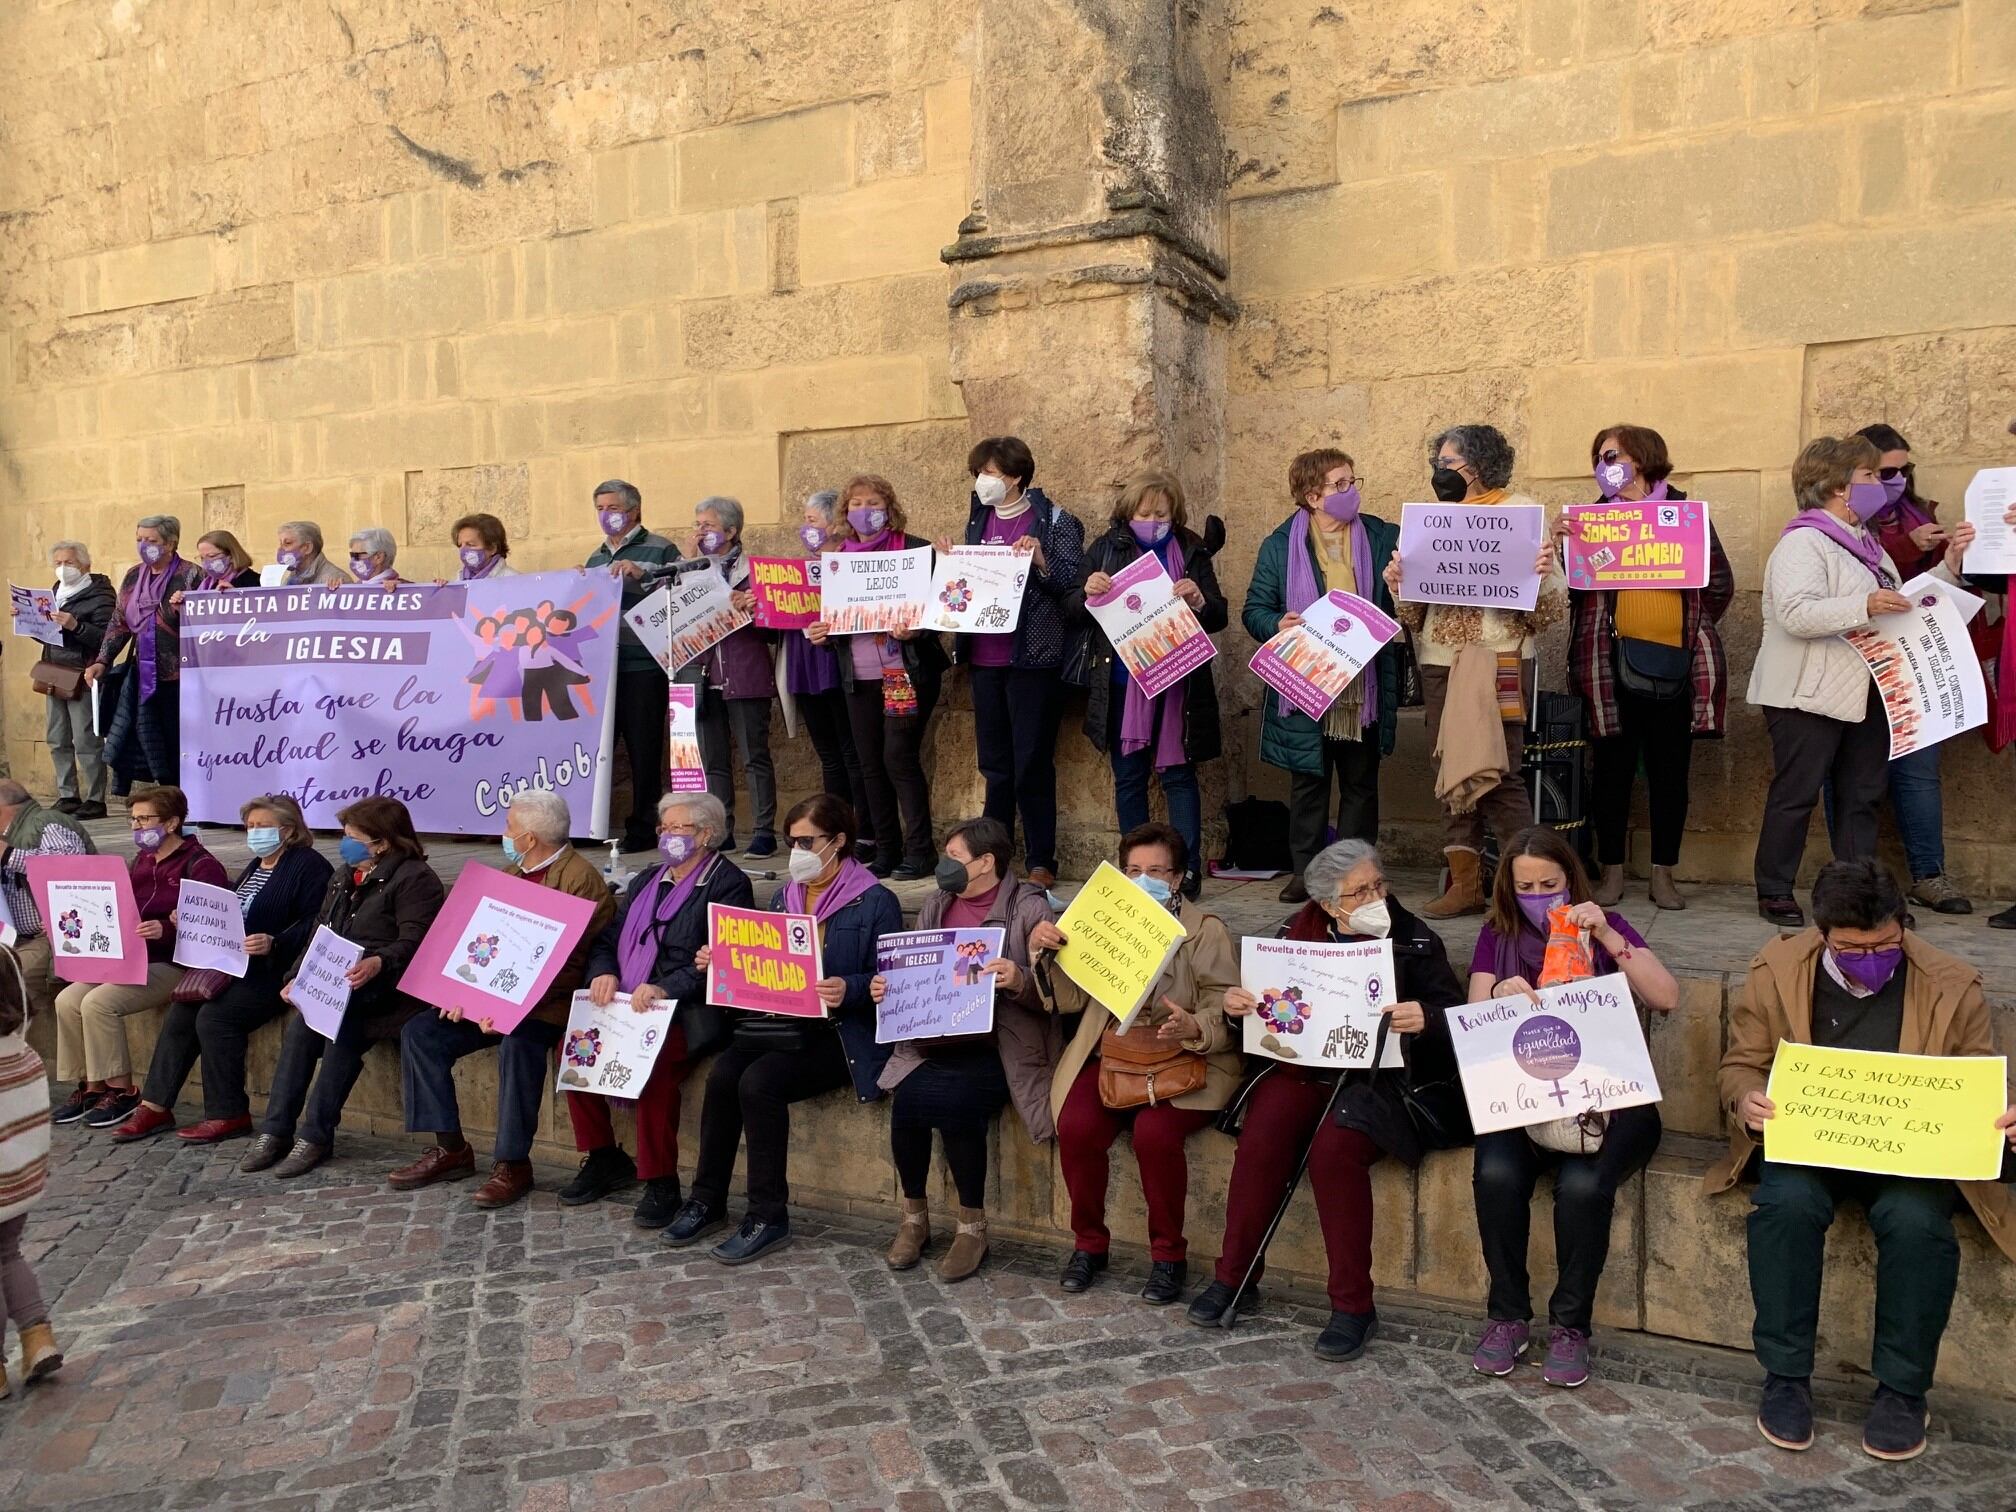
[566,790,752,1225]
[83,516,204,794]
[347,527,399,588]
[687,495,778,857]
[1190,838,1467,1363]
[786,489,875,859]
[275,521,348,586]
[40,541,114,818]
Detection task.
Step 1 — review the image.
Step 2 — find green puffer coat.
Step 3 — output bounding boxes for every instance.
[1240,510,1402,774]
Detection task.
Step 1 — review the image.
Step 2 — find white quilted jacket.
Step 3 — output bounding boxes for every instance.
[1746,520,1956,722]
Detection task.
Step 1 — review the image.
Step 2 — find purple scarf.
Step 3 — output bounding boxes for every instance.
[459,554,503,581]
[126,554,182,703]
[1283,510,1378,727]
[1118,537,1190,769]
[783,856,878,921]
[1780,510,1894,588]
[615,855,715,988]
[785,631,839,695]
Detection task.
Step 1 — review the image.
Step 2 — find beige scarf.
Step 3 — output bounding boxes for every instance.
[1434,643,1510,814]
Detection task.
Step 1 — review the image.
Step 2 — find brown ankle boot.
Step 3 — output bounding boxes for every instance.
[887,1197,930,1270]
[1648,865,1686,911]
[1419,848,1485,919]
[1593,864,1625,907]
[19,1321,62,1384]
[938,1207,989,1283]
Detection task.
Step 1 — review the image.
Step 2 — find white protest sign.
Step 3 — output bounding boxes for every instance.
[47,880,126,965]
[554,989,678,1098]
[10,585,65,647]
[1447,973,1661,1135]
[913,547,1029,634]
[451,895,569,1009]
[1396,503,1546,611]
[1240,936,1403,1069]
[292,926,363,1040]
[622,567,752,673]
[1841,574,1987,758]
[820,548,933,636]
[1962,467,2016,574]
[172,879,249,977]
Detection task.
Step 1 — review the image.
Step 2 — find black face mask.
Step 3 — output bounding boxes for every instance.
[1430,466,1468,503]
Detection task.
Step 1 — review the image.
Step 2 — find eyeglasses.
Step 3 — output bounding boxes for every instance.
[1326,476,1361,492]
[786,833,833,852]
[1877,466,1909,481]
[1828,937,1902,958]
[1434,455,1465,471]
[1599,449,1623,465]
[1333,878,1388,909]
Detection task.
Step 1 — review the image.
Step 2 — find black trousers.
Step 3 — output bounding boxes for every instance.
[1592,685,1695,867]
[689,1031,852,1224]
[1472,1103,1661,1333]
[969,665,1062,872]
[1287,736,1381,875]
[520,665,582,721]
[845,672,941,868]
[1754,686,1889,897]
[614,663,671,849]
[798,689,875,845]
[889,1051,1010,1208]
[697,690,777,842]
[260,1010,378,1149]
[140,971,288,1121]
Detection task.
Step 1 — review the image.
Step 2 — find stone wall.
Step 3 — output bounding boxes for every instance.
[4,0,2016,886]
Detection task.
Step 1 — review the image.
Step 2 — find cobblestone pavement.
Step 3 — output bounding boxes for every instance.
[2,1131,2013,1512]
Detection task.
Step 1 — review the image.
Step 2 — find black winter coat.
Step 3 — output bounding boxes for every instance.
[288,852,447,1032]
[586,855,755,1059]
[1076,523,1228,764]
[43,575,115,670]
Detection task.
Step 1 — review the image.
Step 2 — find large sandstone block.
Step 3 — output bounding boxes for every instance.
[1731,217,2016,347]
[677,104,855,213]
[1335,68,1625,181]
[1645,975,1727,1140]
[61,235,217,317]
[250,349,387,421]
[1523,351,1804,477]
[797,174,967,287]
[1325,266,1586,384]
[632,434,782,527]
[458,319,619,398]
[1817,8,1960,106]
[1229,178,1448,299]
[1925,100,2016,212]
[316,258,489,346]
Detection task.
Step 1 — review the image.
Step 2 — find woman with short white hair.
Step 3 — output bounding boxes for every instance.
[83,517,204,794]
[347,527,400,588]
[275,521,348,586]
[40,542,113,819]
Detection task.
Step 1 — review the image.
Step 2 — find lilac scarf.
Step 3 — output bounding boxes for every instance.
[459,554,503,581]
[785,632,838,695]
[615,855,715,988]
[1780,510,1894,588]
[1283,510,1378,727]
[783,856,878,922]
[126,554,182,703]
[1118,537,1190,768]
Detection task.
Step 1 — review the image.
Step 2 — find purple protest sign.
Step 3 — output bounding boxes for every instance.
[179,571,621,837]
[1396,503,1545,611]
[1563,500,1711,591]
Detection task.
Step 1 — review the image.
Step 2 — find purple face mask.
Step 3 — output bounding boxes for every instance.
[1130,518,1170,547]
[696,529,726,557]
[1844,481,1889,523]
[800,524,827,552]
[1320,486,1362,523]
[599,508,632,538]
[350,555,374,579]
[137,540,166,566]
[1595,457,1635,498]
[1833,945,1902,995]
[200,555,231,579]
[460,546,489,571]
[277,549,301,570]
[1880,472,1909,506]
[659,832,696,867]
[847,506,888,538]
[1516,891,1567,931]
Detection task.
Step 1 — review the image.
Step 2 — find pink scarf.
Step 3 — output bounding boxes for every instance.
[1282,510,1377,727]
[1117,536,1190,769]
[782,856,878,922]
[615,855,715,987]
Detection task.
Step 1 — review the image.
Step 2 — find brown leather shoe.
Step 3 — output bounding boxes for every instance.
[271,1140,328,1180]
[388,1143,477,1191]
[471,1160,533,1209]
[1026,866,1057,890]
[19,1322,62,1385]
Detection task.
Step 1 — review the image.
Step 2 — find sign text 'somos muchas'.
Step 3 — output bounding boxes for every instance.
[1765,1044,2008,1182]
[1053,862,1186,1030]
[706,903,826,1019]
[178,570,621,837]
[1397,503,1546,611]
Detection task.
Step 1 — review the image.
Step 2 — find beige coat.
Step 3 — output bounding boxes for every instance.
[1704,928,2013,1263]
[1041,902,1243,1116]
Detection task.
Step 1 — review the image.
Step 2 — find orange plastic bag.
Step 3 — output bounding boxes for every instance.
[1537,903,1594,987]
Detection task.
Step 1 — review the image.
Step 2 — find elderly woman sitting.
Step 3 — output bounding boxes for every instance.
[348,527,400,589]
[275,520,348,586]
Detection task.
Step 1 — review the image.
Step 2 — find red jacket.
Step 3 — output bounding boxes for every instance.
[130,836,228,963]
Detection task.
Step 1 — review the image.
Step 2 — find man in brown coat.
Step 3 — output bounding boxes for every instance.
[1705,860,2015,1464]
[389,790,616,1209]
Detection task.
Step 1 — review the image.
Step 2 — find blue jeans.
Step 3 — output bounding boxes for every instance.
[400,1011,561,1164]
[1111,747,1200,876]
[1823,742,1945,879]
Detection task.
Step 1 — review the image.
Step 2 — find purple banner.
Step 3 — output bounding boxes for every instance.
[180,569,621,836]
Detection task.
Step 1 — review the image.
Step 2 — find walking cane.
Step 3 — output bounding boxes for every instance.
[1219,1014,1396,1330]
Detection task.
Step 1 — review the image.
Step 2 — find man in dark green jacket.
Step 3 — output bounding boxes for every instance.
[1241,449,1402,903]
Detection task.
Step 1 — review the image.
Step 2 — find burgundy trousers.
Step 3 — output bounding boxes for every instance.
[1056,1061,1213,1262]
[565,1024,689,1180]
[1212,1067,1382,1314]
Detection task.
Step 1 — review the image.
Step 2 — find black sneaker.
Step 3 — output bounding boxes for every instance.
[852,840,878,864]
[743,833,777,860]
[890,861,931,882]
[1861,1383,1928,1462]
[632,1176,683,1229]
[1314,1308,1378,1362]
[83,1089,142,1129]
[52,1085,95,1125]
[1181,869,1203,903]
[1141,1260,1187,1306]
[1990,903,2016,931]
[865,861,894,879]
[1184,1280,1260,1328]
[1758,894,1805,927]
[1757,1372,1814,1451]
[75,802,108,821]
[54,797,81,815]
[1059,1249,1108,1293]
[662,1198,728,1249]
[710,1214,791,1265]
[557,1146,635,1206]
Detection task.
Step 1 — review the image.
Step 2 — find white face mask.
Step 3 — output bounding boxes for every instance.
[787,843,827,885]
[55,564,83,586]
[1343,898,1391,938]
[974,474,1010,510]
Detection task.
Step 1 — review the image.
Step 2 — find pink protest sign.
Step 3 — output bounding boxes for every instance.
[1084,552,1218,699]
[668,684,705,793]
[1247,589,1401,722]
[1563,499,1711,591]
[749,556,822,630]
[706,902,826,1018]
[26,853,146,985]
[400,865,599,1032]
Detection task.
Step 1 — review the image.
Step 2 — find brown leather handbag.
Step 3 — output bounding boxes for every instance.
[31,660,84,700]
[1097,1019,1207,1110]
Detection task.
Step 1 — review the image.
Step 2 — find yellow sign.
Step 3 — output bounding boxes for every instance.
[1764,1044,2008,1181]
[1054,861,1187,1028]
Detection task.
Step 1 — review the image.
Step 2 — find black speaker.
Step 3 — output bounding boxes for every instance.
[1519,690,1593,864]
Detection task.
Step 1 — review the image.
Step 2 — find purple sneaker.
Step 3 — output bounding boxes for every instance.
[1471,1319,1531,1377]
[1541,1326,1590,1388]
